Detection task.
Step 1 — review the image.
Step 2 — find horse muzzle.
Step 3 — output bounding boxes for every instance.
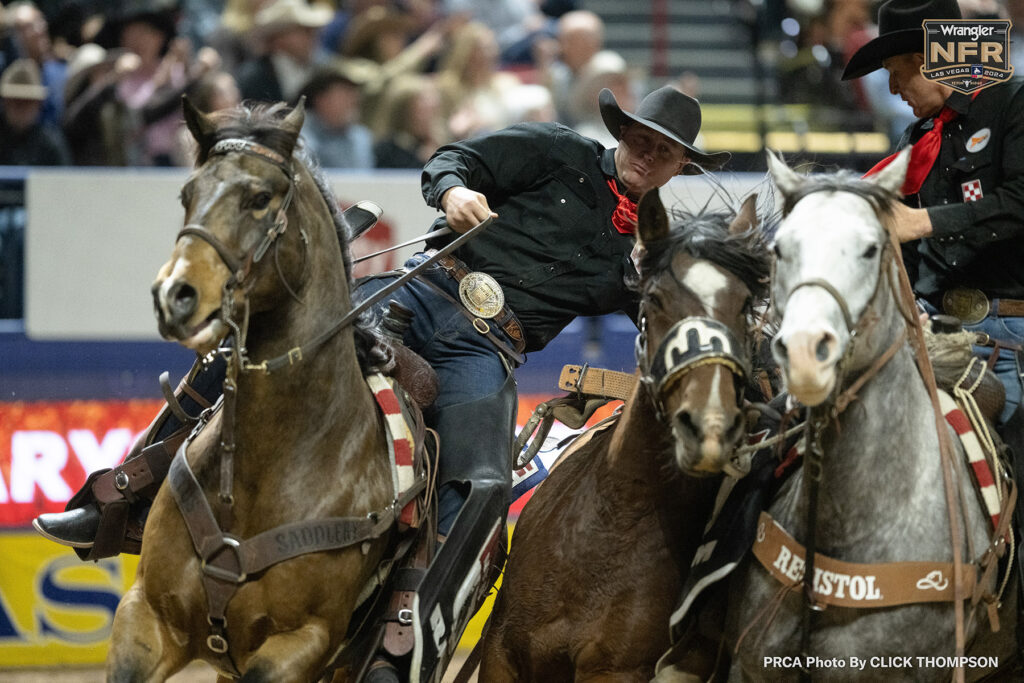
[671,403,745,476]
[773,328,842,406]
[152,275,228,351]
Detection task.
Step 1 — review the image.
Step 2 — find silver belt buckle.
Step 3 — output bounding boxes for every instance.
[459,272,504,319]
[942,288,989,325]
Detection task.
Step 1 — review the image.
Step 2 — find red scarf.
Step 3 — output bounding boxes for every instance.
[606,178,638,234]
[863,93,976,194]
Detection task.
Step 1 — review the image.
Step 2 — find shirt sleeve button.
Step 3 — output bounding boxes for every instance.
[560,198,566,203]
[579,177,585,183]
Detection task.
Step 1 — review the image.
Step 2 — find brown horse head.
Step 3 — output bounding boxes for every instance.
[152,98,330,354]
[634,188,769,475]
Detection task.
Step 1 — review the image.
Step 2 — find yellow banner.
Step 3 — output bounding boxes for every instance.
[0,533,138,666]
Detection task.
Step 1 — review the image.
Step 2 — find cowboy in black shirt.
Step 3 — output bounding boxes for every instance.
[843,0,1024,424]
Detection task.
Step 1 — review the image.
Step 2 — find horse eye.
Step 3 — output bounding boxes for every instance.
[772,243,782,259]
[862,244,878,259]
[251,191,272,210]
[647,291,664,310]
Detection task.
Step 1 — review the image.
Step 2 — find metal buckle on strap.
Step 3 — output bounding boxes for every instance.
[459,272,505,319]
[397,608,413,626]
[942,288,990,325]
[207,633,229,654]
[202,536,247,583]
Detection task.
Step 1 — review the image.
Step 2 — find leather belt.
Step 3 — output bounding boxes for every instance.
[433,253,526,355]
[940,288,1024,324]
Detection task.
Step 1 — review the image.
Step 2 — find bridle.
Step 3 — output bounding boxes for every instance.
[636,309,749,420]
[179,138,300,293]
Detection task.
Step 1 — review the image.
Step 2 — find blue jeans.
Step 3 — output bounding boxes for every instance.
[923,300,1024,424]
[355,253,518,534]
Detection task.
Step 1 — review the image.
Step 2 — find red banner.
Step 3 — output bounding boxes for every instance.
[0,400,163,527]
[0,395,620,527]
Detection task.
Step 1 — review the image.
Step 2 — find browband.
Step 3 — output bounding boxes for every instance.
[210,138,290,169]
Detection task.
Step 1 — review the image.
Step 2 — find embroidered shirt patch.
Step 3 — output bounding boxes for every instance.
[961,179,983,202]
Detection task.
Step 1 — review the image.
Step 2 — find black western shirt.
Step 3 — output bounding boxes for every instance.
[421,122,640,352]
[900,78,1024,303]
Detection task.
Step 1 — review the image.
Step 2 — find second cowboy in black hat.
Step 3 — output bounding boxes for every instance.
[843,0,1024,428]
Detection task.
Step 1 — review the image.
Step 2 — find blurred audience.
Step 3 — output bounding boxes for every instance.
[436,21,521,140]
[96,1,221,166]
[0,57,70,165]
[172,68,241,165]
[6,2,67,126]
[568,49,635,147]
[372,73,446,169]
[235,0,331,103]
[776,0,875,131]
[62,42,138,165]
[540,9,604,125]
[299,63,375,169]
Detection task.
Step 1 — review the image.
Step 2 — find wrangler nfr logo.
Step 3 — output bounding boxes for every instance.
[922,20,1014,94]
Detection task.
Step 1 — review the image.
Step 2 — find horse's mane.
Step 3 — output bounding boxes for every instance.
[635,204,774,303]
[194,102,390,372]
[780,169,899,218]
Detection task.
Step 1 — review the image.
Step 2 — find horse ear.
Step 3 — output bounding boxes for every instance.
[867,146,911,195]
[729,193,758,235]
[182,95,216,150]
[636,187,669,246]
[279,97,307,157]
[766,149,802,198]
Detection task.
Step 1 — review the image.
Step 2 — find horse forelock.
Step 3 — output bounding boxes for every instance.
[637,208,772,303]
[188,101,390,372]
[781,169,899,222]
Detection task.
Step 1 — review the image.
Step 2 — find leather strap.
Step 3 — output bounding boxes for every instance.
[558,364,636,400]
[167,442,418,667]
[417,276,526,364]
[752,511,979,608]
[432,253,526,354]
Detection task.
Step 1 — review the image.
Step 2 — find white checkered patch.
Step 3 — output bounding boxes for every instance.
[961,179,983,202]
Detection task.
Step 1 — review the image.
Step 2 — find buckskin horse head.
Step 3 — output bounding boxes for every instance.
[109,99,398,682]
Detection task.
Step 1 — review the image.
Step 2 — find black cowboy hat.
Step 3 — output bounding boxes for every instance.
[600,86,730,175]
[842,0,962,80]
[94,0,179,53]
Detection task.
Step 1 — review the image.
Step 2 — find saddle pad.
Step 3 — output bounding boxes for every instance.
[939,390,1003,532]
[366,373,419,527]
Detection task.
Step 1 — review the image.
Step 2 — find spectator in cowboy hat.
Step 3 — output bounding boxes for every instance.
[6,1,68,127]
[298,62,375,169]
[0,57,70,164]
[61,42,140,165]
[235,0,332,103]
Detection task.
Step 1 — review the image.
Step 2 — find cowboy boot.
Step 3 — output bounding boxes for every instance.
[33,356,225,560]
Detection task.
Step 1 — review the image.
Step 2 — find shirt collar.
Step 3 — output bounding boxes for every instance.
[600,146,618,179]
[945,90,973,116]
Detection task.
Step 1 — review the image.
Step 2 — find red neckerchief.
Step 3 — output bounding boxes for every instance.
[606,178,638,234]
[863,91,979,194]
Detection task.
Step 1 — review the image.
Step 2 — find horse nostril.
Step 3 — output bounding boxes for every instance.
[816,333,835,362]
[168,281,198,319]
[772,337,788,362]
[676,410,698,438]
